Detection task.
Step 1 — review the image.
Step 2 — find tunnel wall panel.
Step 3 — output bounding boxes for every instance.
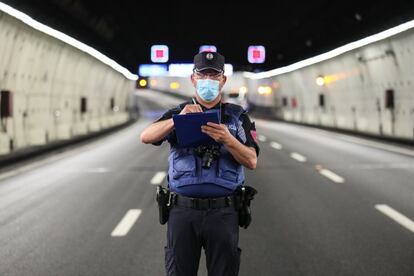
[0,11,134,155]
[246,28,414,140]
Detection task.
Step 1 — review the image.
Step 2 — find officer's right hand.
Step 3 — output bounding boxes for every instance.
[179,104,203,115]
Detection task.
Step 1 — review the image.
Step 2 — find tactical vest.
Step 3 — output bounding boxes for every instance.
[168,103,245,195]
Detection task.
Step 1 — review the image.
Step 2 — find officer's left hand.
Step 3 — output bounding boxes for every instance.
[201,122,232,145]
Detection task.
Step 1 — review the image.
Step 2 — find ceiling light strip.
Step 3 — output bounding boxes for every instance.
[244,19,414,80]
[0,2,138,80]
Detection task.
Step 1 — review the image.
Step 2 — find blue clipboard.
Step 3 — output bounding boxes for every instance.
[172,109,220,148]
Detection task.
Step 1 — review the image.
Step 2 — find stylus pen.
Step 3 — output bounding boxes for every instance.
[192,98,203,112]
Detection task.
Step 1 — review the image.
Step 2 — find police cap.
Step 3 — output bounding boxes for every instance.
[193,52,225,73]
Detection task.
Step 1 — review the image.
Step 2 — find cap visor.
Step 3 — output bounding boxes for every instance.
[194,67,223,72]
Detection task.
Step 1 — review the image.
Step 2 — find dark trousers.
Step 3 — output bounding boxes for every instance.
[165,205,241,276]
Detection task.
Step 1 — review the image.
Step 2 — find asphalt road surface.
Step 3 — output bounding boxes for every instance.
[1,90,413,276]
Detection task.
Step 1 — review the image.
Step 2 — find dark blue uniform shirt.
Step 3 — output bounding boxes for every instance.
[153,100,259,197]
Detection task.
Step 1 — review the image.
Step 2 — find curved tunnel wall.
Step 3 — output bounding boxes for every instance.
[246,27,414,140]
[0,11,134,155]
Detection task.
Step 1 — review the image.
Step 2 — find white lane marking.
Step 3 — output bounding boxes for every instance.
[319,169,345,183]
[258,135,267,142]
[270,142,282,150]
[151,171,167,185]
[111,209,142,237]
[375,204,414,234]
[290,152,307,162]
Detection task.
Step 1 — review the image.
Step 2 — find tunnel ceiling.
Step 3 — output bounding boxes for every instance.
[2,0,414,73]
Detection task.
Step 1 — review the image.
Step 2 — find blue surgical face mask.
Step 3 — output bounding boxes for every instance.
[196,79,220,102]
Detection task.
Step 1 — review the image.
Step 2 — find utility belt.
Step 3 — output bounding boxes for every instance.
[156,185,257,229]
[172,193,235,210]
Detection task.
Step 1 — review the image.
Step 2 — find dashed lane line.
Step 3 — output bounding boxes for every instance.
[270,142,282,150]
[319,169,345,183]
[375,204,414,234]
[290,152,307,162]
[111,209,142,237]
[258,135,267,142]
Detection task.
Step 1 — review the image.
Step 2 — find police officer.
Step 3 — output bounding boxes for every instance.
[140,51,259,276]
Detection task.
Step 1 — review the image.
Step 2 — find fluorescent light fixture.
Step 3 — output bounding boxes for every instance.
[224,64,233,76]
[199,45,217,52]
[169,82,180,90]
[138,64,168,77]
[168,64,194,77]
[239,86,248,94]
[168,63,233,77]
[139,79,147,87]
[316,76,325,86]
[244,18,414,80]
[257,86,272,95]
[0,2,138,80]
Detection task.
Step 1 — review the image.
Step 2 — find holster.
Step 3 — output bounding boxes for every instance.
[156,185,172,225]
[234,185,258,229]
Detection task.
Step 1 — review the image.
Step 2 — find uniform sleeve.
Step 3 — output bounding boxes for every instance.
[236,112,260,156]
[151,106,181,146]
[154,108,175,123]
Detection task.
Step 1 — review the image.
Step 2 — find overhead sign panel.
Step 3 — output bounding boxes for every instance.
[151,45,169,63]
[248,45,265,63]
